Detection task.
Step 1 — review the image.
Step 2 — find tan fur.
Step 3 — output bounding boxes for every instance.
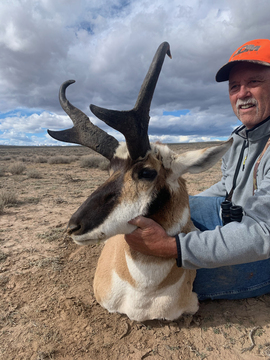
[93,149,198,319]
[157,264,197,312]
[71,140,232,321]
[93,234,136,304]
[94,234,197,319]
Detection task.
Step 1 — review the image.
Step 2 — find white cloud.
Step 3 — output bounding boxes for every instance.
[0,0,270,146]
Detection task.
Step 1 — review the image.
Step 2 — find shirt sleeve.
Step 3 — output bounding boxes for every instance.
[179,170,270,269]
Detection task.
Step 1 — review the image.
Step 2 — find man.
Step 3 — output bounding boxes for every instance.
[125,39,270,300]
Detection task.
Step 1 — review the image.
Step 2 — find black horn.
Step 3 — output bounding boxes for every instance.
[90,42,172,160]
[47,80,119,160]
[48,42,171,160]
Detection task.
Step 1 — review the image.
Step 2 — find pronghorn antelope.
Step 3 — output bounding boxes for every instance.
[48,42,232,321]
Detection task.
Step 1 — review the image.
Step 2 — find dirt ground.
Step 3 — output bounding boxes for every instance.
[1,143,270,360]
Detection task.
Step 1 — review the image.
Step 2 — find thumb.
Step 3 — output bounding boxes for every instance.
[128,216,155,228]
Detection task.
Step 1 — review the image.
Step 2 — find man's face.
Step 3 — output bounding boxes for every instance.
[229,62,270,129]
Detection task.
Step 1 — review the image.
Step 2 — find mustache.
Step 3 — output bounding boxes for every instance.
[236,98,258,108]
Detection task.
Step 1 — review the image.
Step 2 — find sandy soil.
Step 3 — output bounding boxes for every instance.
[1,144,270,360]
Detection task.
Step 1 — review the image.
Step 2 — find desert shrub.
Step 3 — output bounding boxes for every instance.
[99,160,110,171]
[80,155,99,168]
[0,192,17,205]
[34,156,48,163]
[0,168,4,177]
[9,162,26,175]
[47,155,79,164]
[80,155,109,170]
[0,200,4,214]
[18,156,32,163]
[0,250,7,262]
[48,156,72,164]
[69,155,79,162]
[2,156,11,161]
[27,169,42,179]
[0,191,18,213]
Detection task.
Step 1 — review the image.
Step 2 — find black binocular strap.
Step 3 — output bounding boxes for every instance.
[226,140,248,202]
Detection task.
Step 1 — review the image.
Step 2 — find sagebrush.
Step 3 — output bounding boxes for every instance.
[0,191,18,213]
[80,155,109,170]
[9,162,26,175]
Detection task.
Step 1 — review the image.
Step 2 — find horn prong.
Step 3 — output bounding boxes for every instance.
[47,81,119,160]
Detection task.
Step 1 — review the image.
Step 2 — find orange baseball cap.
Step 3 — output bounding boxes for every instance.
[216,39,270,82]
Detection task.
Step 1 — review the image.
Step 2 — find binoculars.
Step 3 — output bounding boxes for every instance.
[221,200,243,225]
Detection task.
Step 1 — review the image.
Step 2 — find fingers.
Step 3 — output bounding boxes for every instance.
[128,215,155,228]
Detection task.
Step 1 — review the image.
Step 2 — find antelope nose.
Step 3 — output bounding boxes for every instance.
[67,220,82,235]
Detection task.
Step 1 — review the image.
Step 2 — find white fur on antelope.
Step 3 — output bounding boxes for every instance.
[48,42,232,321]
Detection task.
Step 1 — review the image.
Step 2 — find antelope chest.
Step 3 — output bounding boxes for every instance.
[94,246,198,321]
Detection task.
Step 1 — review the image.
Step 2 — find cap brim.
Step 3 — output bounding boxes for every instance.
[215,60,270,82]
[215,62,239,82]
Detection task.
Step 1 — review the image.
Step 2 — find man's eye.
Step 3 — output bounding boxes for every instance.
[229,85,238,93]
[250,80,259,85]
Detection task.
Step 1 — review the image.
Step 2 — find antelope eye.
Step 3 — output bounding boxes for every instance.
[138,168,157,181]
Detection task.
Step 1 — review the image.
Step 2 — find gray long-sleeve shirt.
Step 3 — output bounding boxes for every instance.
[180,117,270,269]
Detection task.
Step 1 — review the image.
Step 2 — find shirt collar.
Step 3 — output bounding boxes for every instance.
[234,116,270,141]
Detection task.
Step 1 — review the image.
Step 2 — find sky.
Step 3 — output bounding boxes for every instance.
[0,0,270,146]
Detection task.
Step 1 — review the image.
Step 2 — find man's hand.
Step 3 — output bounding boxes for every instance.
[125,216,178,258]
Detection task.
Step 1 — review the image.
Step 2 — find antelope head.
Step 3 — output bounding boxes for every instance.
[48,42,232,245]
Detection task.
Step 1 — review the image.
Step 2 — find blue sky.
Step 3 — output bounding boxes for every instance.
[0,0,270,146]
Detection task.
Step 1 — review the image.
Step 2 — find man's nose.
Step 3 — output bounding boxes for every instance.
[237,85,251,99]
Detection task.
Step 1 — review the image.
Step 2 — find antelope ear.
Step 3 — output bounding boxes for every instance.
[172,138,233,176]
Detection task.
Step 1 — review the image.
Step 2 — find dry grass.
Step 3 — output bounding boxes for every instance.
[2,156,12,161]
[0,144,270,360]
[34,156,48,163]
[48,156,73,164]
[37,228,64,242]
[80,154,109,170]
[9,162,26,175]
[27,169,42,179]
[0,191,17,206]
[18,156,33,163]
[0,191,18,213]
